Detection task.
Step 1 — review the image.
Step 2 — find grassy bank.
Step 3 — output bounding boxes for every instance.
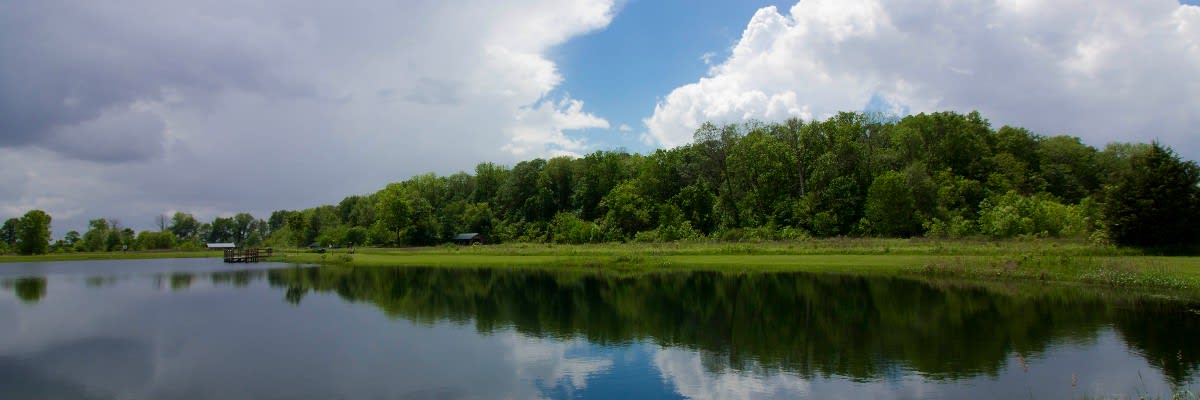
[278,238,1200,292]
[0,250,219,263]
[5,239,1198,293]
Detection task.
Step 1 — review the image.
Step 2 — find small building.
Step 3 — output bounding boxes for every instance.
[206,243,236,250]
[452,233,485,246]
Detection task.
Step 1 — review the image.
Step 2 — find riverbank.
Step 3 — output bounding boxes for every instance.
[4,239,1198,292]
[0,250,219,263]
[277,239,1200,292]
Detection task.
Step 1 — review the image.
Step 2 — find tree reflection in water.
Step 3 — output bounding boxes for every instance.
[261,266,1200,385]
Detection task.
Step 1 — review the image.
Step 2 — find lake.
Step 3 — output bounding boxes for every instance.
[1,258,1197,399]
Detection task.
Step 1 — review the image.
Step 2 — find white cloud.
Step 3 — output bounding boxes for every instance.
[502,98,610,157]
[644,0,1200,160]
[653,346,809,400]
[618,123,633,132]
[504,333,614,391]
[0,0,615,233]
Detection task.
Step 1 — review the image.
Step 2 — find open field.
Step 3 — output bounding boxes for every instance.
[277,239,1200,292]
[4,239,1198,293]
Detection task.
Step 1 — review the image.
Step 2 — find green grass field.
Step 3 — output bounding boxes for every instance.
[277,239,1200,292]
[5,239,1199,292]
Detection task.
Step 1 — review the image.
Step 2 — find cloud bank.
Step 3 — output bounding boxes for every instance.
[644,0,1200,161]
[0,0,614,232]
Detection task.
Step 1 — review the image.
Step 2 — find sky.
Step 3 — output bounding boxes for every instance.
[2,0,1199,235]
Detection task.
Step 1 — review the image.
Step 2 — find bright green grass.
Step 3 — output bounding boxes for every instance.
[280,239,1200,292]
[6,239,1199,292]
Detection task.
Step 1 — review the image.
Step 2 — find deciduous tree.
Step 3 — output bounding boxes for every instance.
[1104,143,1200,248]
[15,209,52,255]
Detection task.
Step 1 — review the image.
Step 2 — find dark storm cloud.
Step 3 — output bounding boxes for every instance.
[43,108,167,163]
[0,0,616,235]
[0,0,304,163]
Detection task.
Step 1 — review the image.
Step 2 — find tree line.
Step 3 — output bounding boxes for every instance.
[3,110,1197,255]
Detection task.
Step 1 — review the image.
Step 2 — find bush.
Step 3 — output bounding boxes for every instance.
[924,215,976,238]
[976,191,1088,238]
[549,213,605,244]
[136,231,176,250]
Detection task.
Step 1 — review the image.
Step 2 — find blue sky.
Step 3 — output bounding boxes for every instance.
[1,0,1198,233]
[554,0,1200,153]
[552,0,794,152]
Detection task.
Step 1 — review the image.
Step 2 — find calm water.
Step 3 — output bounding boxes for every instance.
[1,259,1198,399]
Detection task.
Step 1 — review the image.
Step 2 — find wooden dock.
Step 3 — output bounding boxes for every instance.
[223,248,273,263]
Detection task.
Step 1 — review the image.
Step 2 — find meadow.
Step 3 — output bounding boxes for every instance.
[277,238,1200,294]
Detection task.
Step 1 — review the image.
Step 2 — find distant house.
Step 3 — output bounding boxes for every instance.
[452,233,485,246]
[206,243,236,250]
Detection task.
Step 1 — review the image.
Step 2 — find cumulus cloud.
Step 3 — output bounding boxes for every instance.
[503,333,614,391]
[0,0,614,232]
[644,0,1200,160]
[653,346,809,400]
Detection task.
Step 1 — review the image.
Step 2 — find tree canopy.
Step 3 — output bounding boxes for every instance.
[15,210,51,255]
[1104,143,1200,248]
[6,110,1196,253]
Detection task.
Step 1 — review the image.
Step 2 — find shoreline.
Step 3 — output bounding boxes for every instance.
[5,239,1199,293]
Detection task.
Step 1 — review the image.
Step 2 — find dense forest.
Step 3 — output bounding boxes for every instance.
[3,110,1198,254]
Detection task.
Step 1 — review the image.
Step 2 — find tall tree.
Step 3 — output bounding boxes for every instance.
[232,213,257,245]
[1104,143,1200,248]
[208,217,236,243]
[0,218,18,247]
[79,219,110,252]
[1038,135,1099,204]
[15,209,52,255]
[169,212,199,241]
[864,171,922,237]
[375,183,412,245]
[63,230,81,248]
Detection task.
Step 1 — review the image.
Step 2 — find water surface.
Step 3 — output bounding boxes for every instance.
[1,258,1197,399]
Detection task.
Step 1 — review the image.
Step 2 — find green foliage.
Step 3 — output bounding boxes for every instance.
[1104,143,1200,248]
[345,227,369,247]
[46,110,1192,250]
[375,183,412,246]
[137,230,176,250]
[0,218,17,248]
[1037,135,1099,203]
[549,212,605,244]
[599,180,651,239]
[12,277,47,304]
[15,210,52,255]
[169,212,199,241]
[316,225,348,247]
[924,215,976,238]
[265,264,1200,383]
[634,204,704,242]
[864,171,922,237]
[977,192,1087,238]
[63,230,80,248]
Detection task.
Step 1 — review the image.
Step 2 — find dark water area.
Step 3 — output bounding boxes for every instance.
[1,259,1197,399]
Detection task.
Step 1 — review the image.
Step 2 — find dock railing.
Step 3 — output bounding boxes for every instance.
[223,248,273,263]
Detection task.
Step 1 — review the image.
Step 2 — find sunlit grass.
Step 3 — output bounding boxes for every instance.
[273,238,1200,292]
